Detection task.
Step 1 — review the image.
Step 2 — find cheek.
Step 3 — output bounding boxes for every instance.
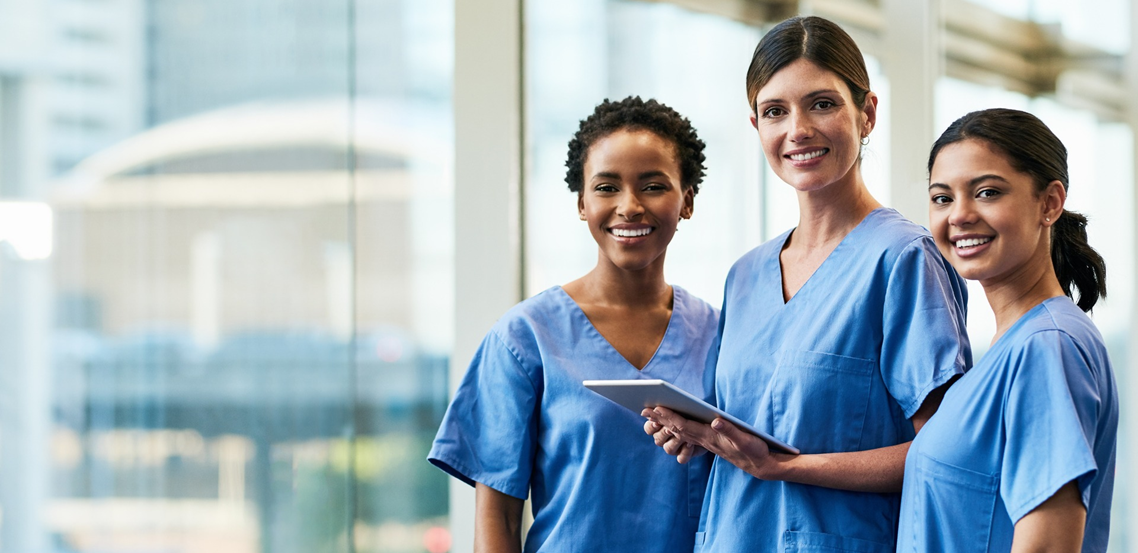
[927,212,951,249]
[756,128,780,156]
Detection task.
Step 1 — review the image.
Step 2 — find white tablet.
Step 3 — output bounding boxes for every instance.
[583,379,799,455]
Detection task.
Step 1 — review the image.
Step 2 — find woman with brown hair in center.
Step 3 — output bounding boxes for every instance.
[644,16,971,551]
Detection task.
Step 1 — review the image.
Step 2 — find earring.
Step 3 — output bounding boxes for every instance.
[860,136,870,146]
[1046,217,1051,222]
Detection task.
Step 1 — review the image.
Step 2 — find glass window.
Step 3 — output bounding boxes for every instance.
[0,1,453,552]
[525,0,762,306]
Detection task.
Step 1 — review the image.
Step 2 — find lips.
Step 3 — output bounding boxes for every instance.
[785,148,829,162]
[611,227,653,238]
[949,234,993,259]
[955,236,991,249]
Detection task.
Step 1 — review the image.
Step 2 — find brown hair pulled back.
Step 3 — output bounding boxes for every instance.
[927,108,1107,312]
[746,16,871,111]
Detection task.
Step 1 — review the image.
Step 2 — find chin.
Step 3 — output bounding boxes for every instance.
[951,263,989,282]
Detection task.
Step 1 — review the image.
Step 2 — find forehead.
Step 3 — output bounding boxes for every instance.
[756,58,850,101]
[931,139,1019,180]
[586,129,678,166]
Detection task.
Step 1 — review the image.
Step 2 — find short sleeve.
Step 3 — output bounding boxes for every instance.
[881,238,971,418]
[1001,330,1100,523]
[427,329,540,499]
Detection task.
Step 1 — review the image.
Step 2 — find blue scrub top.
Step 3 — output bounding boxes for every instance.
[428,285,719,553]
[898,297,1118,553]
[699,208,971,552]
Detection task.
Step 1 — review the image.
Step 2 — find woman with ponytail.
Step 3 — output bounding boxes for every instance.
[898,108,1118,552]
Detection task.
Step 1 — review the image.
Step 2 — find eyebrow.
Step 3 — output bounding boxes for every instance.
[756,89,841,106]
[928,173,1010,190]
[591,170,671,181]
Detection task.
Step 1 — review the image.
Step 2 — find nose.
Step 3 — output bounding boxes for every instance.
[617,190,644,219]
[947,198,977,228]
[789,110,813,142]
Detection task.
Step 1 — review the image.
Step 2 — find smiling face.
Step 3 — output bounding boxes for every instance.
[578,128,693,274]
[751,58,876,194]
[928,139,1064,287]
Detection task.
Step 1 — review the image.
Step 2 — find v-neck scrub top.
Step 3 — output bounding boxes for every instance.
[898,297,1118,553]
[429,285,720,553]
[698,208,972,552]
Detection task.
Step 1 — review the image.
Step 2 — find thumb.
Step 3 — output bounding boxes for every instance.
[710,417,741,443]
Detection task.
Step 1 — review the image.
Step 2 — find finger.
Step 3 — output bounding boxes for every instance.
[649,406,683,426]
[662,434,686,456]
[653,428,673,447]
[652,408,716,448]
[710,417,770,456]
[643,418,662,436]
[676,442,695,464]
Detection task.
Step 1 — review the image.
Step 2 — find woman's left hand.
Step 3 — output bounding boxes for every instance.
[643,406,784,479]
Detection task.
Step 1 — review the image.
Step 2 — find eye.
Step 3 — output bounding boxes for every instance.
[930,194,952,205]
[812,99,836,110]
[643,182,669,192]
[594,183,618,193]
[762,106,786,118]
[977,188,1001,199]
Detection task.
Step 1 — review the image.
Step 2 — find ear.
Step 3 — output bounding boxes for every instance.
[1041,180,1066,227]
[680,187,695,219]
[577,192,587,221]
[861,92,878,138]
[749,110,758,130]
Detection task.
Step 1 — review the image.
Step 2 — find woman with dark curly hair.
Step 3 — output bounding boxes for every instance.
[429,96,720,552]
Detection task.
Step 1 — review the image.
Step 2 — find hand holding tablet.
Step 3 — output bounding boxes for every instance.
[584,379,799,455]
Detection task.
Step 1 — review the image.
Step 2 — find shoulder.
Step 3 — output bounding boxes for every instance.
[1019,299,1108,358]
[1007,298,1111,383]
[487,287,577,359]
[671,285,720,327]
[861,208,938,262]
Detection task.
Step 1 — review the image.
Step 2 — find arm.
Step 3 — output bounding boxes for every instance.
[475,483,524,553]
[1010,481,1086,553]
[643,379,953,493]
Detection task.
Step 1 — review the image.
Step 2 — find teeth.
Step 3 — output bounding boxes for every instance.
[955,237,992,248]
[789,149,827,161]
[612,227,652,237]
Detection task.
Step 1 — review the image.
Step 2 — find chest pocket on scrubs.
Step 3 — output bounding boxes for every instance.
[770,350,876,453]
[906,452,998,553]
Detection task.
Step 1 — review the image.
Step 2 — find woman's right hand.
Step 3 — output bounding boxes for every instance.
[642,407,707,464]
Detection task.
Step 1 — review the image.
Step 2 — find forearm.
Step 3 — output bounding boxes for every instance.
[475,483,524,553]
[756,441,911,493]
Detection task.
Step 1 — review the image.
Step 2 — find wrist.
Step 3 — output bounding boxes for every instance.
[748,451,795,481]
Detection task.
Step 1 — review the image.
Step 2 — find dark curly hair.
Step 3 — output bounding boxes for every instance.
[564,96,707,194]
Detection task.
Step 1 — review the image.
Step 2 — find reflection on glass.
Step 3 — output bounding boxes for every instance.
[0,0,453,552]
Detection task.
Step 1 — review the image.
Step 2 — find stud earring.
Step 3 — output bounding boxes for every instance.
[1046,217,1051,222]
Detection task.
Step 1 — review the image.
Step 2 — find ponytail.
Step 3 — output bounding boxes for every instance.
[1051,209,1107,312]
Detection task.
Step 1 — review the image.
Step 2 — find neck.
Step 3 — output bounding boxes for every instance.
[982,251,1067,344]
[793,171,881,247]
[576,256,672,308]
